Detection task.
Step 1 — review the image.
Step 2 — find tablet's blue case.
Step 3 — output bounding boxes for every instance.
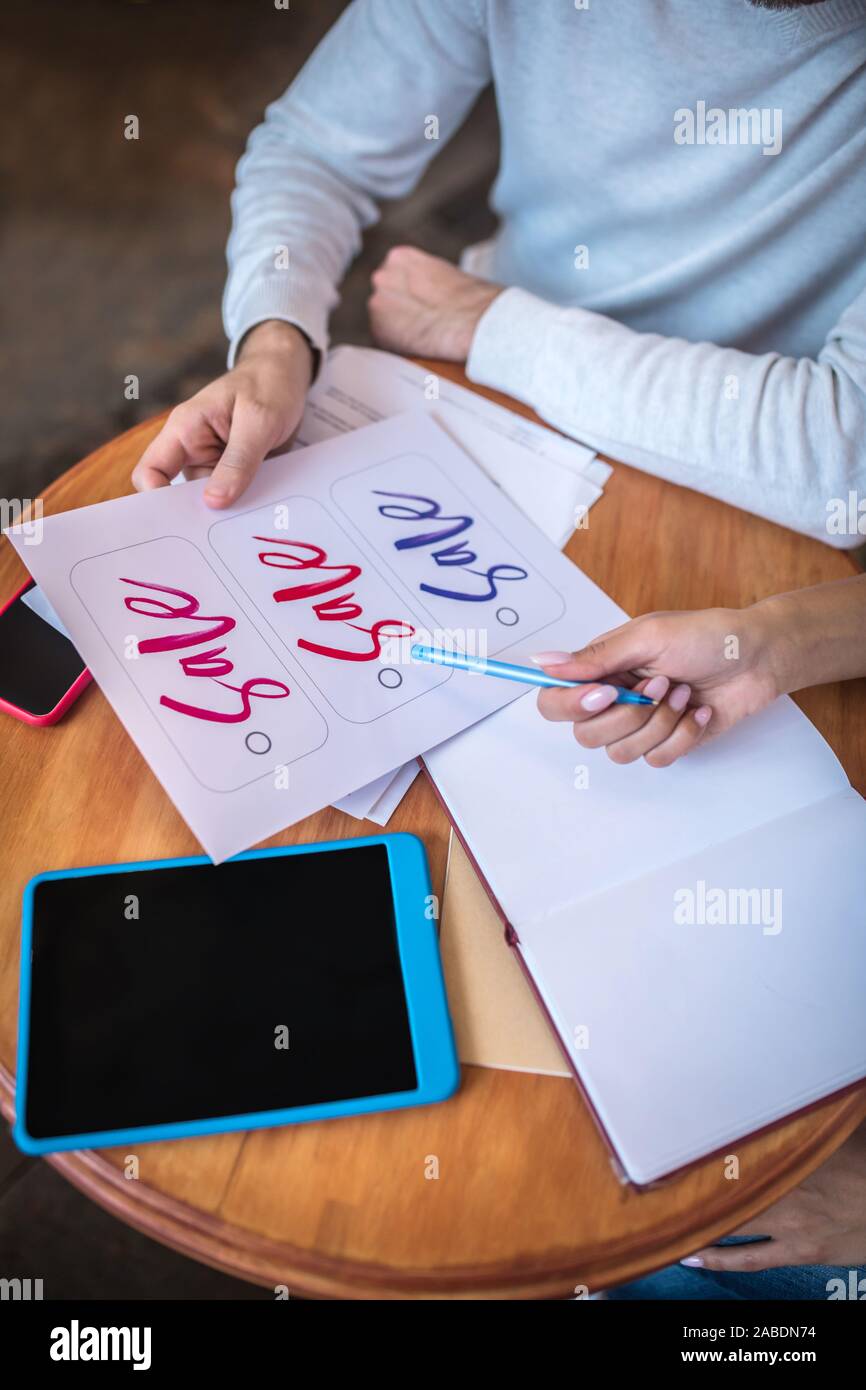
[14,832,460,1154]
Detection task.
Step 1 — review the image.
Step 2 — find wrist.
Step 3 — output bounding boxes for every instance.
[463,286,503,358]
[748,593,811,698]
[237,320,316,381]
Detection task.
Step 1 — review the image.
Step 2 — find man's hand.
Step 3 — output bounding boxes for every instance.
[681,1121,866,1271]
[368,246,502,361]
[132,320,315,508]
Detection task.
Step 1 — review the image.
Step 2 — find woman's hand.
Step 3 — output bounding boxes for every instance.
[533,605,784,768]
[681,1121,866,1272]
[534,577,866,768]
[132,320,314,508]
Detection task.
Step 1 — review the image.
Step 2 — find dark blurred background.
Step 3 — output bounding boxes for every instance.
[0,0,496,1298]
[0,0,498,501]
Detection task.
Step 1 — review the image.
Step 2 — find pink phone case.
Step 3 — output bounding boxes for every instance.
[0,578,92,727]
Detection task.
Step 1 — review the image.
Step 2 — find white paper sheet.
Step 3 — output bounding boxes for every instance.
[20,583,71,640]
[518,789,866,1184]
[425,689,850,929]
[364,759,421,827]
[311,346,606,820]
[8,411,609,862]
[329,762,414,822]
[153,345,606,825]
[298,346,606,547]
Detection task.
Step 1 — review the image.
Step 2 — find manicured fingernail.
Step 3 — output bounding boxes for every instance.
[694,706,712,728]
[680,1257,704,1268]
[643,675,669,701]
[581,685,618,711]
[669,683,691,712]
[531,651,572,666]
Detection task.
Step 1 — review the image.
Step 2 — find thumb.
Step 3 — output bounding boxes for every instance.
[532,620,658,682]
[132,419,188,491]
[204,399,276,508]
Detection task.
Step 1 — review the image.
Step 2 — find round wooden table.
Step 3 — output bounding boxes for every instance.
[2,362,865,1299]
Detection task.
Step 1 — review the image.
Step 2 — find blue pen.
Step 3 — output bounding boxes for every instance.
[410,644,657,706]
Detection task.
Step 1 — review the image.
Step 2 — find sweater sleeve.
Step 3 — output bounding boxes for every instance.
[467,283,866,550]
[223,0,490,364]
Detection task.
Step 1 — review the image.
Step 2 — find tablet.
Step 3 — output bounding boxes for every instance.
[15,833,458,1153]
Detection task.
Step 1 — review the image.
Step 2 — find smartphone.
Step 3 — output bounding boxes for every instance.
[0,579,90,725]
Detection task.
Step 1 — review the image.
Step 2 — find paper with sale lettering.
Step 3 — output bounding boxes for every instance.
[8,412,610,861]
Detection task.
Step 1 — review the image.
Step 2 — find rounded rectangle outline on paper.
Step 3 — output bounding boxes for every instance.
[328,450,567,646]
[69,536,329,794]
[207,496,454,725]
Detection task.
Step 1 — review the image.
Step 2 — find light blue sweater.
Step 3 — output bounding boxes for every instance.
[224,0,866,547]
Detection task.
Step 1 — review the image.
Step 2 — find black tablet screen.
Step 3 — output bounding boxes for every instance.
[25,844,417,1139]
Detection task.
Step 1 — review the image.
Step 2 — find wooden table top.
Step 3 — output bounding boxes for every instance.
[2,361,864,1300]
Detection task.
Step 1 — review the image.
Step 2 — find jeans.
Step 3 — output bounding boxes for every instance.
[607,1237,865,1300]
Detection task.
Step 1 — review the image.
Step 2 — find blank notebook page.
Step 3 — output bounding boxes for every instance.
[519,789,866,1183]
[425,689,850,928]
[425,688,866,1183]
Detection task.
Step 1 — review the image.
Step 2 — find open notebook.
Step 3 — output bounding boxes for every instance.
[424,569,866,1185]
